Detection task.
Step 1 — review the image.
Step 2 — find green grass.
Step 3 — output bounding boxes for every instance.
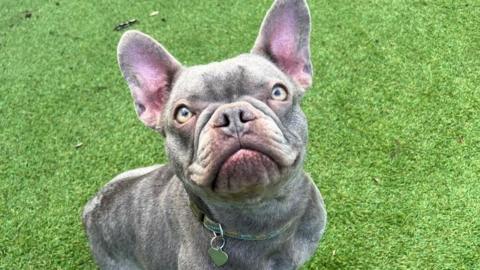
[1,0,479,269]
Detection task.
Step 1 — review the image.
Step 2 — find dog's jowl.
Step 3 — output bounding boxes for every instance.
[83,0,327,269]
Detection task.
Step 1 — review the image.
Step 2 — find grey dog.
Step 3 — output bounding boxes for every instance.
[83,0,327,269]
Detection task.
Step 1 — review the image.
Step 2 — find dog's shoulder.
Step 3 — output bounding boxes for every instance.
[82,164,174,225]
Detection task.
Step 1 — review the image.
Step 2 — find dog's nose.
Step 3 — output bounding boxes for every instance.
[212,104,256,135]
[214,108,255,127]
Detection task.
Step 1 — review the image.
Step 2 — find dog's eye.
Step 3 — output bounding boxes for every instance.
[271,84,288,101]
[175,106,193,124]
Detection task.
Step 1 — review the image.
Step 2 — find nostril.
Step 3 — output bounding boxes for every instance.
[239,110,256,123]
[214,113,230,127]
[222,113,230,126]
[239,111,246,123]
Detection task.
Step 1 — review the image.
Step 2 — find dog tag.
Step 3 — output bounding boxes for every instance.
[208,247,228,267]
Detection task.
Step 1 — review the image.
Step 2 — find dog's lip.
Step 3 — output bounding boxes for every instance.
[210,147,279,188]
[221,148,272,165]
[223,147,277,166]
[188,131,299,188]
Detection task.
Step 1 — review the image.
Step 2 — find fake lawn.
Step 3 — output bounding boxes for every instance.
[0,0,479,269]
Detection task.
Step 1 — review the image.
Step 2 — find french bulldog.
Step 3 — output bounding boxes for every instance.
[83,0,327,269]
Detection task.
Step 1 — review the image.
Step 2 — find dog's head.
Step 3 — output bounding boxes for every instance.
[117,0,313,201]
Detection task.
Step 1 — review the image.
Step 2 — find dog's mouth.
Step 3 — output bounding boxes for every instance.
[186,102,301,196]
[212,149,280,194]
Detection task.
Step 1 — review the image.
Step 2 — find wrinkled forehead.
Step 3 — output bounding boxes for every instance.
[169,54,291,103]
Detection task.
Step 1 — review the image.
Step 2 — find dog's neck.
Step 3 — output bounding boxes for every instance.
[183,171,311,237]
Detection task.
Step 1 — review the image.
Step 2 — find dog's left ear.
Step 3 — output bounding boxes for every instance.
[252,0,313,90]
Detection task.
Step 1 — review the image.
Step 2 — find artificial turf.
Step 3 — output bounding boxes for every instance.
[1,0,479,269]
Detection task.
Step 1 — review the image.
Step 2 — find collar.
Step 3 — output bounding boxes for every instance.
[188,192,294,241]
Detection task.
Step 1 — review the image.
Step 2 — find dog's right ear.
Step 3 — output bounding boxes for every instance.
[118,30,182,130]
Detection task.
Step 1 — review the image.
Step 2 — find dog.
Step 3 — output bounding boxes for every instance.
[83,0,326,269]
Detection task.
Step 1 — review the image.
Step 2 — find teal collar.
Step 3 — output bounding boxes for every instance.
[189,198,294,241]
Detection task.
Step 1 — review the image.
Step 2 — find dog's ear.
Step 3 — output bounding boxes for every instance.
[118,30,182,129]
[252,0,313,89]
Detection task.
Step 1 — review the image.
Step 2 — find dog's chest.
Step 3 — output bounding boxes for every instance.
[170,206,321,269]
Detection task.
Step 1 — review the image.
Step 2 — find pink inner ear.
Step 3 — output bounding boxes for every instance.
[132,60,170,127]
[268,9,312,88]
[270,9,297,61]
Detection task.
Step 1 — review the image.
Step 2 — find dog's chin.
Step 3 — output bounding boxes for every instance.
[212,149,281,196]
